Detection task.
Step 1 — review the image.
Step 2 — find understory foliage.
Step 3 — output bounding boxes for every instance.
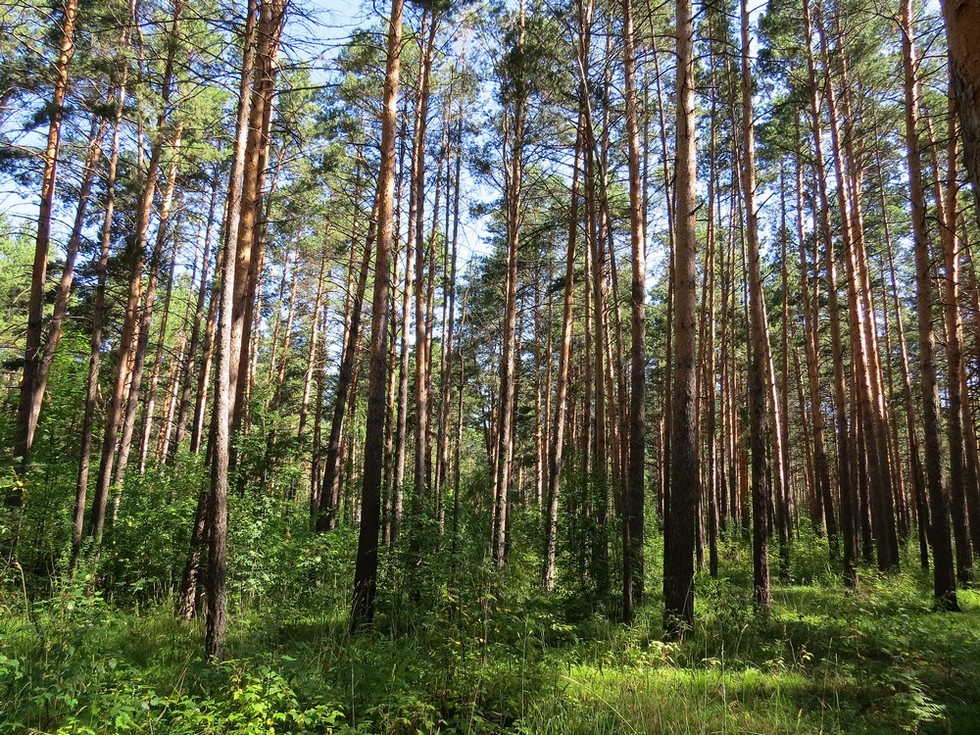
[2,478,979,734]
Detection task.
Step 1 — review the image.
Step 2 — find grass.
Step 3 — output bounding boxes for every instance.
[2,536,979,734]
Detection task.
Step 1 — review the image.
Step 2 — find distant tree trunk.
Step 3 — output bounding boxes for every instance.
[138,216,181,475]
[170,171,220,462]
[156,245,199,464]
[15,0,80,467]
[269,250,298,412]
[663,0,698,639]
[392,104,418,538]
[703,94,720,579]
[492,17,526,570]
[794,114,836,550]
[317,212,376,531]
[73,32,133,559]
[414,12,439,516]
[543,108,583,592]
[621,0,645,623]
[903,0,959,610]
[349,0,402,632]
[802,0,857,587]
[112,129,184,509]
[297,255,328,440]
[266,247,295,386]
[310,304,329,511]
[718,192,735,541]
[190,259,221,456]
[584,138,610,596]
[434,108,463,529]
[928,106,975,580]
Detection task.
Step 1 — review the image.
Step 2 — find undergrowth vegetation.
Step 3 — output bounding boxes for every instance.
[2,475,979,735]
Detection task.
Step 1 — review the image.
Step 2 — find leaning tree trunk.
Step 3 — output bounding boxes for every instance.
[72,11,135,559]
[15,0,80,467]
[88,0,183,546]
[113,131,184,503]
[317,212,376,531]
[30,118,107,450]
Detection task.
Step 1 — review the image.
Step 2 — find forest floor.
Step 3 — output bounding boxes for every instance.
[2,535,979,734]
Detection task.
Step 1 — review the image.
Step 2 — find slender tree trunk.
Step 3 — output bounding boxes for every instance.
[701,73,719,578]
[492,18,526,570]
[621,0,645,623]
[821,13,899,572]
[15,0,80,467]
[874,131,929,567]
[392,99,418,538]
[794,114,837,550]
[802,0,857,587]
[928,104,975,580]
[350,0,402,632]
[740,0,771,613]
[413,13,439,517]
[585,140,610,596]
[317,210,376,531]
[88,2,183,545]
[269,250,298,411]
[138,223,180,474]
[170,172,219,461]
[73,25,134,559]
[435,109,463,529]
[29,118,107,450]
[190,257,221,456]
[664,0,698,639]
[229,0,286,443]
[543,103,584,592]
[902,0,959,610]
[298,255,328,440]
[266,247,294,385]
[113,129,184,508]
[197,0,259,647]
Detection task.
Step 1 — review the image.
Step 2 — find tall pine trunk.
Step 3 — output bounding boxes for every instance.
[350,0,403,632]
[664,0,698,639]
